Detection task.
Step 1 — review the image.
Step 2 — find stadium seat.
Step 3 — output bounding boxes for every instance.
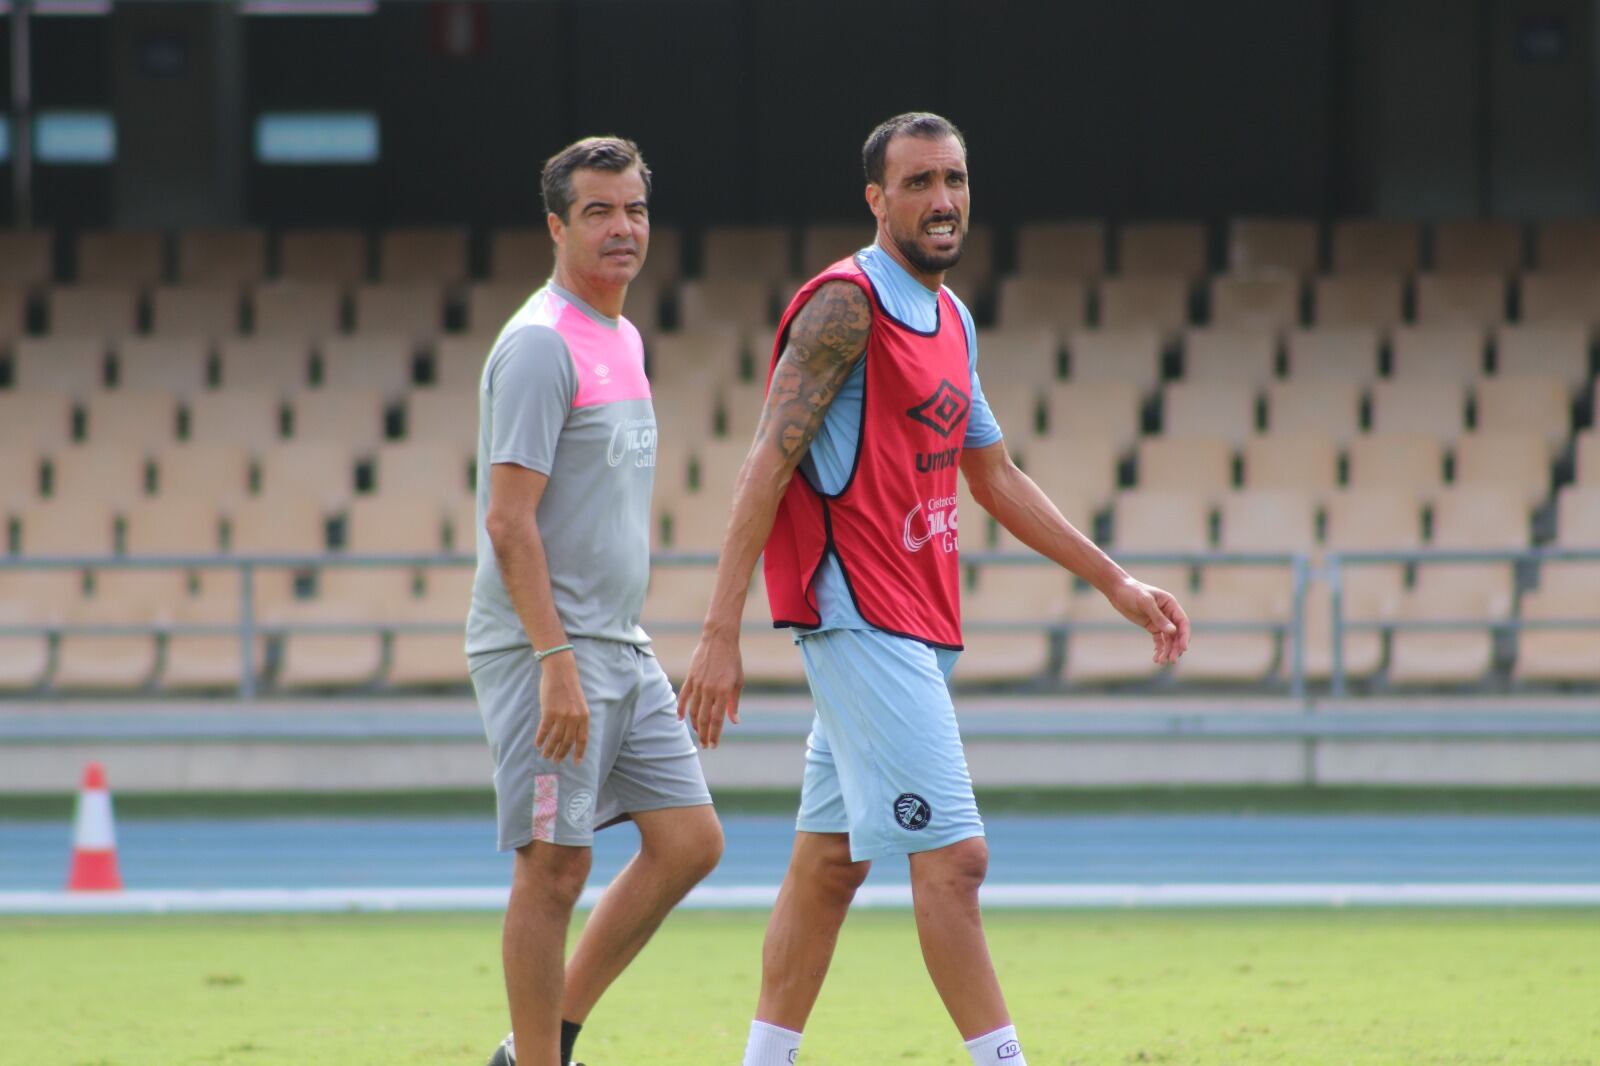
[1065,326,1163,391]
[653,434,693,507]
[149,285,242,339]
[446,496,477,553]
[1044,380,1143,451]
[1367,380,1468,441]
[1514,486,1600,683]
[649,327,744,383]
[0,392,75,450]
[257,442,358,506]
[1388,325,1486,385]
[1137,436,1234,495]
[983,379,1043,443]
[799,223,873,277]
[1431,219,1524,273]
[995,276,1090,336]
[1283,327,1380,382]
[1330,220,1420,274]
[1577,431,1600,484]
[1474,376,1570,456]
[1207,275,1302,332]
[1320,489,1423,679]
[1065,490,1205,685]
[1534,219,1600,270]
[1226,218,1319,276]
[154,443,252,501]
[1019,437,1118,510]
[176,228,267,287]
[650,371,720,449]
[1312,274,1405,330]
[672,439,744,549]
[389,564,473,688]
[960,563,1066,682]
[217,337,314,393]
[0,448,43,506]
[739,576,809,685]
[405,388,478,450]
[488,228,555,283]
[1097,276,1191,338]
[1345,432,1446,493]
[1452,431,1550,509]
[977,328,1059,387]
[75,230,165,286]
[431,335,492,391]
[466,281,532,335]
[0,229,56,289]
[183,392,283,454]
[50,444,148,504]
[1117,221,1207,279]
[718,379,767,442]
[115,338,210,394]
[701,225,793,282]
[1413,272,1508,327]
[352,283,446,339]
[1241,432,1340,494]
[11,338,109,394]
[374,441,473,503]
[677,279,774,333]
[318,335,419,396]
[0,286,25,345]
[1182,327,1278,386]
[252,282,345,340]
[1388,486,1526,686]
[1494,322,1590,392]
[287,389,389,451]
[227,493,329,614]
[379,227,469,286]
[278,228,369,285]
[1014,220,1107,279]
[1263,380,1363,442]
[47,285,141,339]
[1161,381,1258,444]
[82,392,180,447]
[623,280,663,336]
[1517,271,1600,327]
[948,224,996,298]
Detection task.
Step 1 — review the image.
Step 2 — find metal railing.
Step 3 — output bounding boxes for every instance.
[2,548,1597,701]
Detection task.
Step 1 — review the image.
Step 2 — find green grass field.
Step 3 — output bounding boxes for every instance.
[3,909,1596,1065]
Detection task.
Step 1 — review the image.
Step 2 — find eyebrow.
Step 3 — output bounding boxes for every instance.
[583,198,650,212]
[901,168,965,185]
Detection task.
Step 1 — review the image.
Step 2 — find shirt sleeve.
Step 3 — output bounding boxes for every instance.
[954,296,1004,449]
[486,325,577,475]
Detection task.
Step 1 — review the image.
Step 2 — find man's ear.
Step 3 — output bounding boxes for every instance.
[546,210,564,247]
[865,183,886,222]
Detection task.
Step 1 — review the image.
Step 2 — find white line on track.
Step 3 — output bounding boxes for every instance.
[4,883,1600,915]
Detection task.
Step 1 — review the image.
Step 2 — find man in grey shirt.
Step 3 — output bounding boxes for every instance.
[470,136,721,1066]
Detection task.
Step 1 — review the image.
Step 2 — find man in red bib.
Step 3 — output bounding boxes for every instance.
[679,113,1190,1066]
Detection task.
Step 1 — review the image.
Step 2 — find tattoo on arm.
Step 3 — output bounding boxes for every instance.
[754,281,872,463]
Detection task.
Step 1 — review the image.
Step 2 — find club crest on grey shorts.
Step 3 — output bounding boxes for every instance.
[469,638,712,850]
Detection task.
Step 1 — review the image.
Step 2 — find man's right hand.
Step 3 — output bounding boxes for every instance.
[535,653,590,764]
[677,627,744,749]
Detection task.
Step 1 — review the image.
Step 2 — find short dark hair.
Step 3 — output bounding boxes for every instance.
[540,135,652,221]
[862,112,966,186]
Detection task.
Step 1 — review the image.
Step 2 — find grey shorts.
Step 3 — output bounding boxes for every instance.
[469,638,712,851]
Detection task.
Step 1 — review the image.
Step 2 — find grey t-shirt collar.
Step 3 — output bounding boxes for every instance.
[549,280,621,330]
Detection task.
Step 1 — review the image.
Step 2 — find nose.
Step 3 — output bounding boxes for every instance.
[929,184,956,217]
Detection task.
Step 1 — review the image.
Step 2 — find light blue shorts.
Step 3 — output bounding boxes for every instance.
[794,627,985,862]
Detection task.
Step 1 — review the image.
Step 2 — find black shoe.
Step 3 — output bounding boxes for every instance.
[486,1033,514,1066]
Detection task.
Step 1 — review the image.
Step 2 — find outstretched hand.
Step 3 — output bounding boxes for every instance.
[1107,579,1191,665]
[676,629,744,749]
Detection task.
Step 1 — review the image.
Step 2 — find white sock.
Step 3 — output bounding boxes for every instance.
[743,1019,803,1066]
[965,1024,1026,1065]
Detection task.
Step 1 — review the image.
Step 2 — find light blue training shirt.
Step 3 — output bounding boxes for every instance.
[797,241,1004,638]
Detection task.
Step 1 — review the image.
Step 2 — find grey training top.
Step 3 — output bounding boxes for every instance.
[465,282,658,655]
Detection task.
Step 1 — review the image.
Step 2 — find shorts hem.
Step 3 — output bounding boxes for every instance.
[795,818,850,836]
[847,827,985,864]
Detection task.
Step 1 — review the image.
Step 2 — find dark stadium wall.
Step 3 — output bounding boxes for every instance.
[9,0,1596,232]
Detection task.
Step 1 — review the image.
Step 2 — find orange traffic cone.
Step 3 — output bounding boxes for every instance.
[67,762,123,892]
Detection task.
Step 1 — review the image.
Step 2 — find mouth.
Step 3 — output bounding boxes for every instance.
[923,219,959,241]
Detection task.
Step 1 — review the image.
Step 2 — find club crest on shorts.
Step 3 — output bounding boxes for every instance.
[564,790,595,826]
[893,792,931,831]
